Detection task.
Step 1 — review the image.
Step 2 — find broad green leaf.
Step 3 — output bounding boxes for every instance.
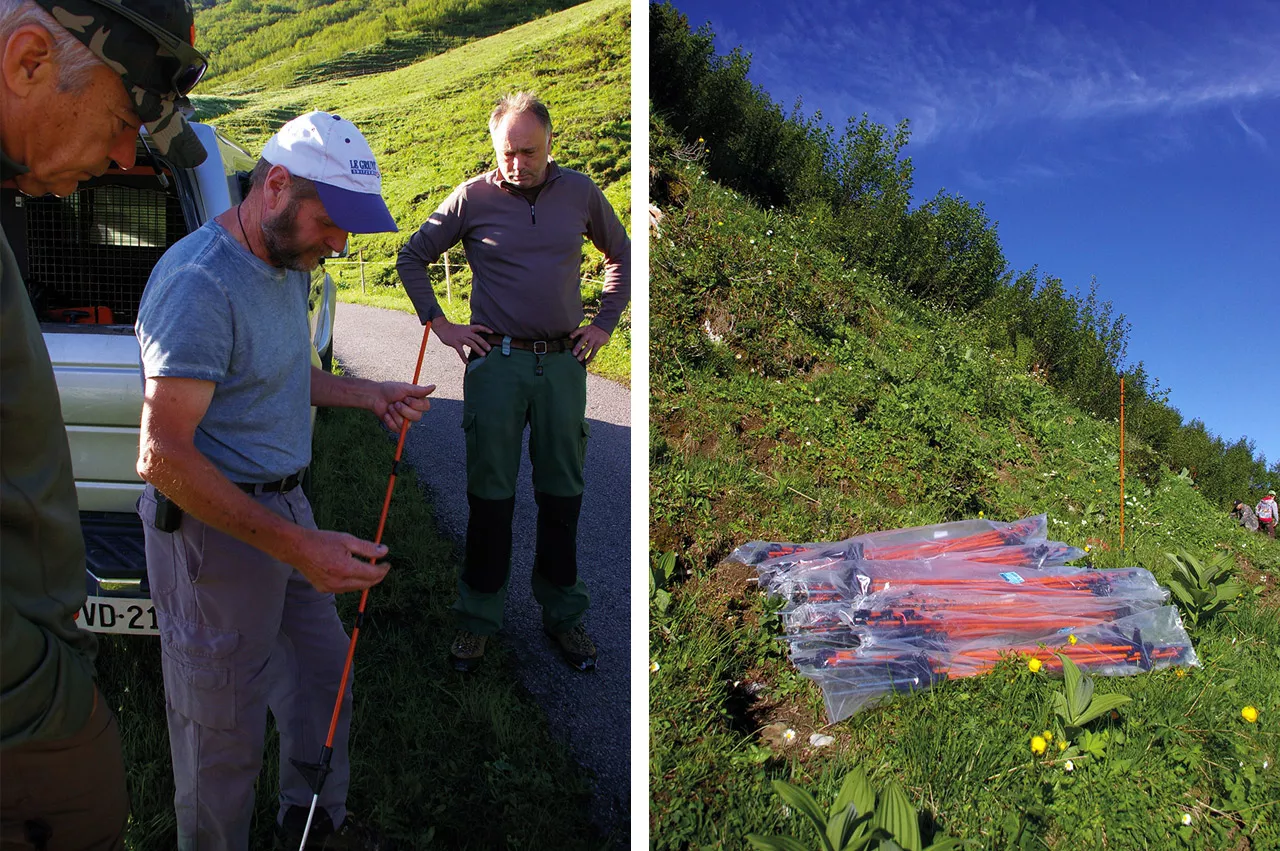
[1051,690,1069,721]
[923,840,969,851]
[1166,582,1197,608]
[658,550,677,583]
[772,779,834,848]
[1059,653,1083,712]
[747,834,816,851]
[838,834,878,851]
[873,781,922,851]
[1074,669,1094,719]
[826,806,870,851]
[1072,693,1131,727]
[831,766,875,821]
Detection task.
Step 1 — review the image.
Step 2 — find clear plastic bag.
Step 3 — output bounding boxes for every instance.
[735,515,1199,723]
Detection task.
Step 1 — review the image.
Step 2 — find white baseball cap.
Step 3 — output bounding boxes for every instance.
[260,111,398,233]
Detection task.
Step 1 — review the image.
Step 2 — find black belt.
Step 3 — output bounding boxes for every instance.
[235,468,306,495]
[479,332,574,354]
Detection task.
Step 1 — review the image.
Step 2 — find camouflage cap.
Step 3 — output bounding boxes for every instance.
[31,0,210,166]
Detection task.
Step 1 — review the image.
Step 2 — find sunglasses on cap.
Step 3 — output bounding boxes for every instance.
[83,0,210,96]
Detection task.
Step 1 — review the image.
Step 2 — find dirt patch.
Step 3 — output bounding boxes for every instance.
[1233,551,1279,613]
[693,559,834,755]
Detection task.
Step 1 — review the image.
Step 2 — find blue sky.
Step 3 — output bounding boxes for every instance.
[667,0,1280,468]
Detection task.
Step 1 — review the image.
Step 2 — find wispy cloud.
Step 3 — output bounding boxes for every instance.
[1231,106,1267,149]
[707,0,1280,146]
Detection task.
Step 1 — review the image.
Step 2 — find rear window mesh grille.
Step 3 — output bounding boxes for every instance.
[23,184,186,325]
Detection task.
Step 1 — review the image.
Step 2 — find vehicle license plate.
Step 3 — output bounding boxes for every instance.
[76,595,159,636]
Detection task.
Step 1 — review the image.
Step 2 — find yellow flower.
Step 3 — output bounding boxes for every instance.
[1242,706,1259,723]
[1057,740,1068,751]
[1028,658,1043,673]
[1068,634,1078,646]
[1042,730,1053,743]
[1175,668,1186,678]
[978,511,984,518]
[1031,735,1047,755]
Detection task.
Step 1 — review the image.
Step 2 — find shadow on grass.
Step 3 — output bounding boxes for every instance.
[97,406,609,849]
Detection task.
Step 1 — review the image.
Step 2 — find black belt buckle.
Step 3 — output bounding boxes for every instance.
[533,340,547,376]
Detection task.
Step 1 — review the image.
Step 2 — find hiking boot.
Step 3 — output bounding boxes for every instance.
[450,629,487,673]
[276,806,396,850]
[545,624,597,672]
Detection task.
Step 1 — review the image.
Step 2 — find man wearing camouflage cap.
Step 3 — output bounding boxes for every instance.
[1,0,207,844]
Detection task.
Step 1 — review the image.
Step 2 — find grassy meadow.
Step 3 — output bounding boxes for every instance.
[192,0,633,383]
[648,147,1280,849]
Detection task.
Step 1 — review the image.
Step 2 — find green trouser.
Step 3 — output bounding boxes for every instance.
[455,346,590,635]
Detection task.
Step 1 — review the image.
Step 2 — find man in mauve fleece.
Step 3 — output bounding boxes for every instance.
[396,91,630,673]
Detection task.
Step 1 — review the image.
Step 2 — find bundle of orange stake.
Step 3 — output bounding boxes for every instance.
[728,515,1198,723]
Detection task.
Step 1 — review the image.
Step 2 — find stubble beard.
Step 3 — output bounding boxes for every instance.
[261,197,320,272]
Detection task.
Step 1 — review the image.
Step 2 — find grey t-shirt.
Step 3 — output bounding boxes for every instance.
[136,220,312,481]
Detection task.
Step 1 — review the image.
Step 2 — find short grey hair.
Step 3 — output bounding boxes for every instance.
[249,157,319,199]
[489,92,552,137]
[0,0,105,91]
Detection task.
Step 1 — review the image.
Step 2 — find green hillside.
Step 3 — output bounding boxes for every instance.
[195,0,585,91]
[191,0,633,381]
[648,121,1280,849]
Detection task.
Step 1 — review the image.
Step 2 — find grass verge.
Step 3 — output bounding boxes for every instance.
[97,404,604,849]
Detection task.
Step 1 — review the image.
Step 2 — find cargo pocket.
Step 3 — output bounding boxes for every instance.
[158,612,239,730]
[462,411,478,484]
[577,419,591,469]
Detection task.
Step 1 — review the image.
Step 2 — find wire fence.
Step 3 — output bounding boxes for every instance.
[326,250,611,302]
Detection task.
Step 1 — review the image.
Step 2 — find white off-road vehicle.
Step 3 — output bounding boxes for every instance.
[1,121,336,636]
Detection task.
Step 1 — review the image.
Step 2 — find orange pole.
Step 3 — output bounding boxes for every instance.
[1119,378,1126,554]
[298,321,432,849]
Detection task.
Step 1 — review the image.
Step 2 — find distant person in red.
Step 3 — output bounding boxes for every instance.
[1256,490,1278,539]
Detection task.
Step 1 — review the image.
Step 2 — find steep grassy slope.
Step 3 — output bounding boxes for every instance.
[195,0,585,91]
[649,141,1280,849]
[192,0,632,380]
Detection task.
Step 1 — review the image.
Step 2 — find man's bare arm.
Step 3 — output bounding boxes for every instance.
[137,376,389,593]
[309,368,436,431]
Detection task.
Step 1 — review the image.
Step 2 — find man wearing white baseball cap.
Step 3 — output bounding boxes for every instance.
[135,110,426,848]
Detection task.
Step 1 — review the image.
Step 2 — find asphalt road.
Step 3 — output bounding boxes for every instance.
[333,302,631,835]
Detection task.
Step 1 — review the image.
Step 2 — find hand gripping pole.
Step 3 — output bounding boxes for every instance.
[294,321,432,849]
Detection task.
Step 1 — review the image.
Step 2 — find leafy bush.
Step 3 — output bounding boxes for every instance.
[1163,550,1244,629]
[746,767,970,851]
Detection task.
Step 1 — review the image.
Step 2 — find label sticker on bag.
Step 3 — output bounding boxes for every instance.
[1000,571,1025,584]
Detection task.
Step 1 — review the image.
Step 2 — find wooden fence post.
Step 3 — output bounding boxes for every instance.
[358,248,366,295]
[444,251,452,303]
